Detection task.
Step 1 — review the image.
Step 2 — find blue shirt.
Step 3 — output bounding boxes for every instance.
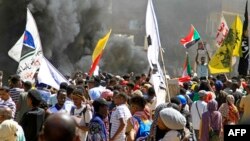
[87,113,107,141]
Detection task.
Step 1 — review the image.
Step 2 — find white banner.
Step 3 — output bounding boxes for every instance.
[146,0,166,105]
[16,9,43,82]
[216,16,229,47]
[38,57,68,90]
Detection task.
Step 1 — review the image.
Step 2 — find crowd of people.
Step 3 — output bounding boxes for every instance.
[0,68,250,141]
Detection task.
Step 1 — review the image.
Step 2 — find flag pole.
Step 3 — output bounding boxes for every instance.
[159,47,171,102]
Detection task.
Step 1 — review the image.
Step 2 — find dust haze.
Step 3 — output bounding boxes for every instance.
[0,0,247,82]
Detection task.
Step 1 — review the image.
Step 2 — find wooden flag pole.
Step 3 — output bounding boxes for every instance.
[159,47,171,102]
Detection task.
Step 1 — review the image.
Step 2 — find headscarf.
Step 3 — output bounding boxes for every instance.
[218,95,239,124]
[200,100,222,141]
[0,120,18,141]
[101,89,113,100]
[159,108,186,130]
[226,95,234,104]
[207,99,218,112]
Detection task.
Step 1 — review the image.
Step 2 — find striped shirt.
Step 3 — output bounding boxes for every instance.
[9,88,23,120]
[110,104,131,140]
[9,88,24,104]
[0,97,16,118]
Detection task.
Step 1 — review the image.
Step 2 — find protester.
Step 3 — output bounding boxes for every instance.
[199,100,222,141]
[110,93,131,141]
[147,103,169,141]
[87,98,109,141]
[39,113,80,141]
[190,90,207,141]
[20,89,45,141]
[16,81,32,123]
[47,89,67,114]
[239,84,250,123]
[70,88,92,141]
[0,86,16,118]
[126,96,152,141]
[195,42,210,80]
[218,95,240,125]
[157,108,187,141]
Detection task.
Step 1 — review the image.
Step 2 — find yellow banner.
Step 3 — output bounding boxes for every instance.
[232,16,243,57]
[209,16,243,74]
[92,29,112,61]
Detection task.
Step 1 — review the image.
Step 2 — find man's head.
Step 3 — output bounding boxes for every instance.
[40,113,79,141]
[27,89,42,107]
[23,81,32,92]
[0,86,10,101]
[0,107,12,123]
[114,92,128,105]
[129,96,146,115]
[92,98,109,119]
[66,84,76,98]
[72,88,84,107]
[198,90,207,101]
[8,74,21,88]
[57,89,67,107]
[200,56,206,64]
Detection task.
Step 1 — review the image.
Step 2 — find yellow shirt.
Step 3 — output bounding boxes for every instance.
[239,95,250,122]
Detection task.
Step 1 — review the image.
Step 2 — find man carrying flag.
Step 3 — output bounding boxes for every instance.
[180,24,201,48]
[195,42,211,80]
[238,0,249,76]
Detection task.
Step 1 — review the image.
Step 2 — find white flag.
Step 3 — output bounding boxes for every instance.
[216,15,229,47]
[38,57,68,90]
[16,9,43,82]
[146,0,166,105]
[8,34,24,62]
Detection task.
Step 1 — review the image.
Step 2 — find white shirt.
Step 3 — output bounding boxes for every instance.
[197,63,208,78]
[47,104,67,114]
[160,130,181,141]
[71,105,92,141]
[190,100,207,130]
[110,104,131,141]
[64,99,74,113]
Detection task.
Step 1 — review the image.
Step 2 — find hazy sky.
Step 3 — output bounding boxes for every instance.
[0,0,248,81]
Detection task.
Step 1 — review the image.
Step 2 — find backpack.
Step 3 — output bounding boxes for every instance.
[133,116,152,141]
[70,104,93,123]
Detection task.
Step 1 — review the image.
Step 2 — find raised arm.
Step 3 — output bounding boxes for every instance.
[195,49,200,64]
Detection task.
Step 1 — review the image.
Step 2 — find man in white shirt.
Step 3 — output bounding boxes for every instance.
[195,43,211,80]
[190,90,207,141]
[110,93,131,141]
[47,89,67,114]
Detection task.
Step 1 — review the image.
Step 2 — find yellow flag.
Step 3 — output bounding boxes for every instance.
[209,16,243,74]
[92,29,112,61]
[232,16,243,56]
[89,29,112,76]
